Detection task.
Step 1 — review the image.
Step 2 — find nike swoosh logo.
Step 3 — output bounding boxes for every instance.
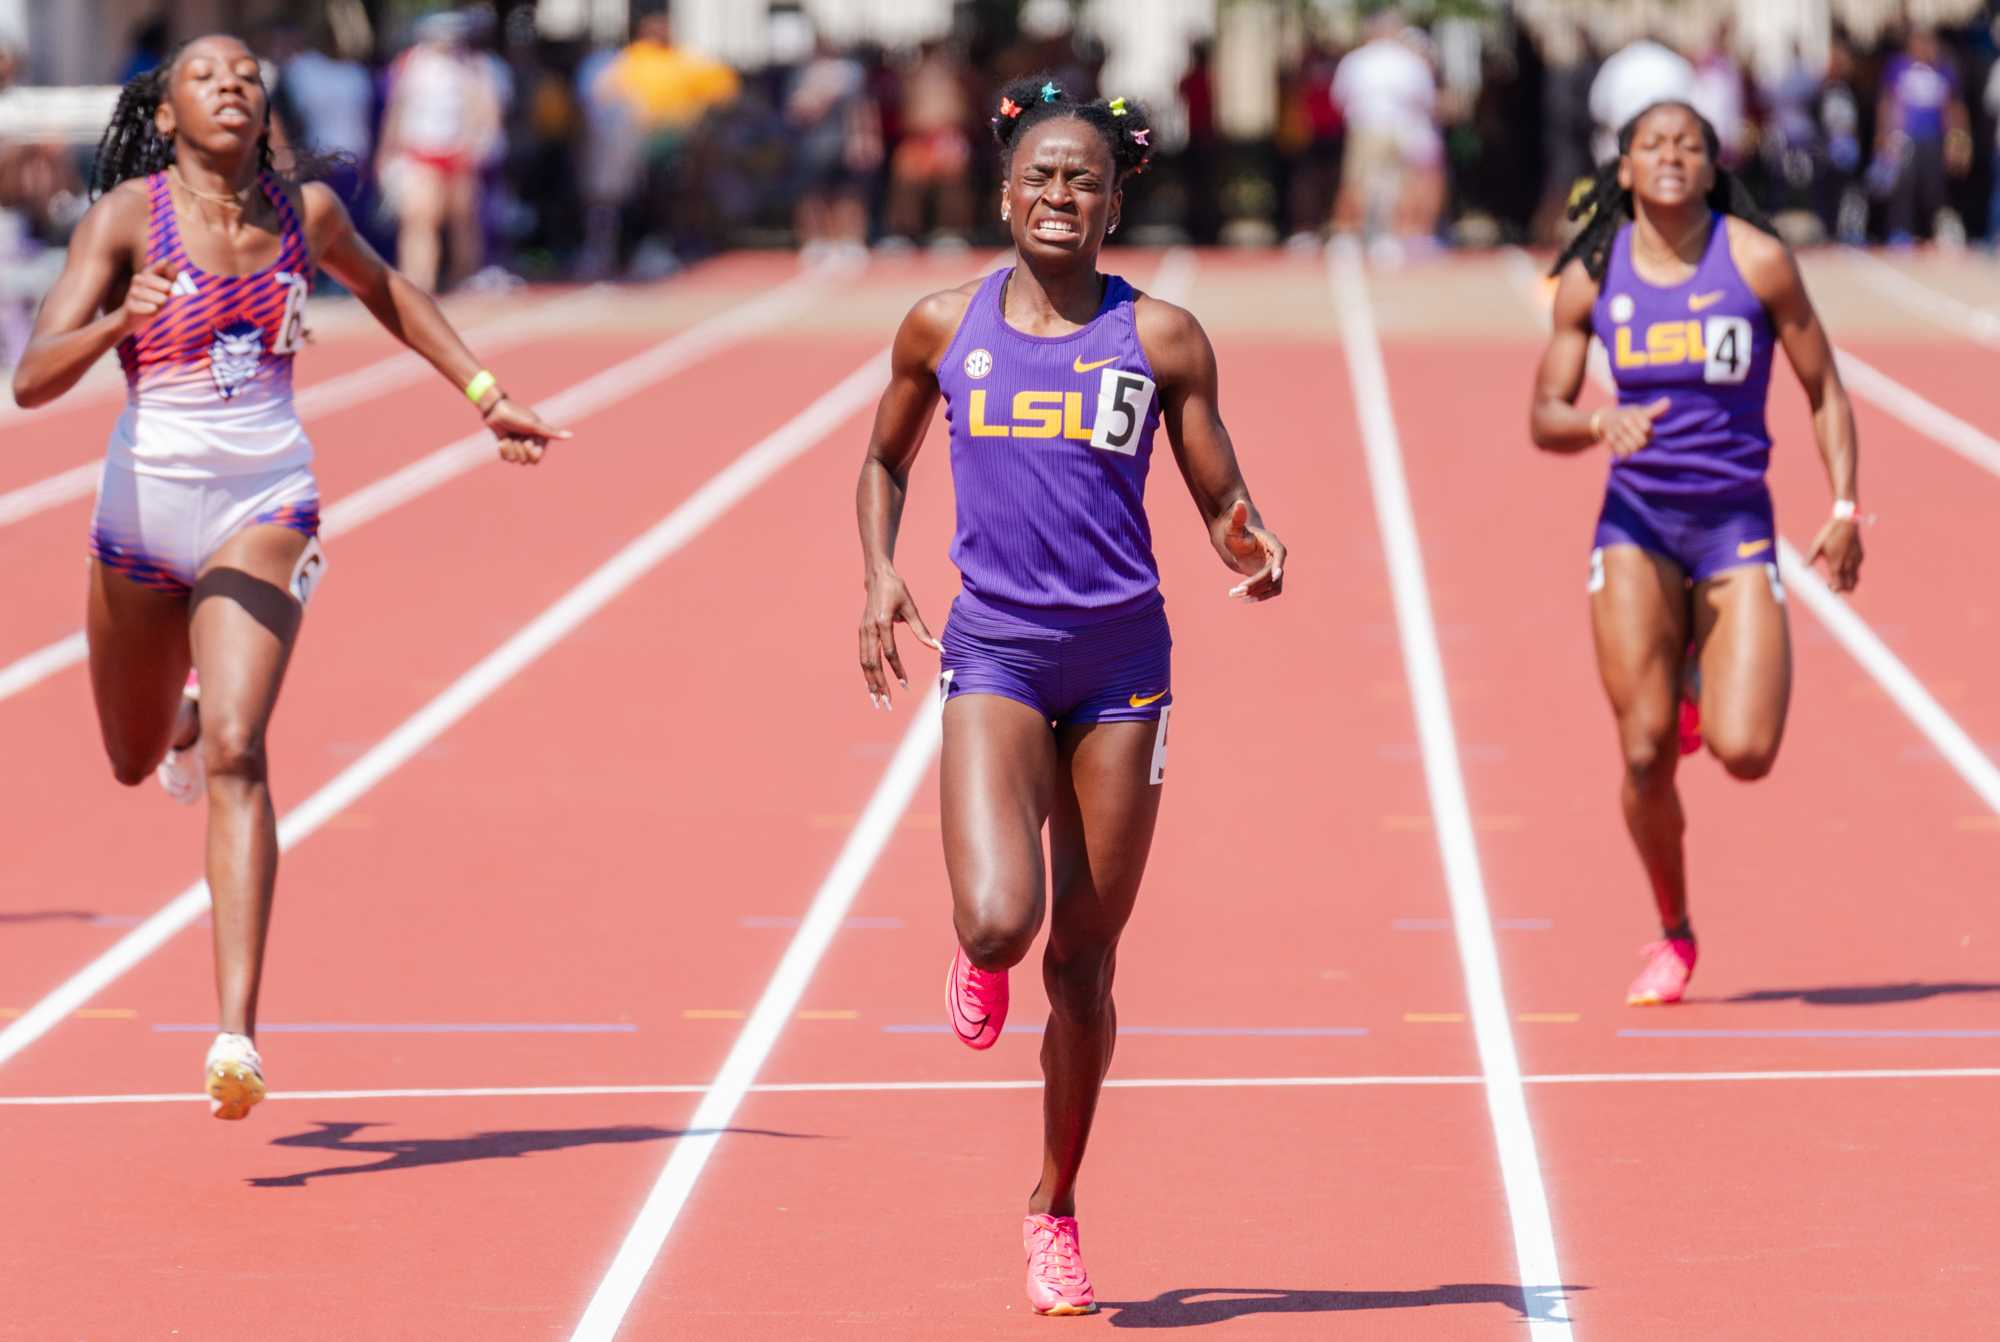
[1736,538,1773,558]
[1074,356,1116,374]
[1128,690,1168,709]
[1689,291,1727,312]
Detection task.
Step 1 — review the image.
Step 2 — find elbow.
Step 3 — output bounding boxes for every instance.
[10,367,49,410]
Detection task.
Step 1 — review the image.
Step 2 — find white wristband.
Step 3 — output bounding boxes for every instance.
[1831,499,1857,521]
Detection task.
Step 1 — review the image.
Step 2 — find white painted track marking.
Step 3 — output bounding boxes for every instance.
[1333,238,1573,1338]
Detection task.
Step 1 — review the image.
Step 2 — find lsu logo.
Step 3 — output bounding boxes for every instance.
[968,368,1158,456]
[1614,315,1753,386]
[208,320,265,400]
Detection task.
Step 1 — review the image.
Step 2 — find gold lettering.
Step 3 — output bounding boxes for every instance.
[969,389,1008,437]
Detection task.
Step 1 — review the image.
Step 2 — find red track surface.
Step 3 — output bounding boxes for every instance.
[1,249,1993,1338]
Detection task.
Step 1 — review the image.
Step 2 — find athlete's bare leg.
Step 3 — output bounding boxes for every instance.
[190,524,309,1038]
[85,564,193,785]
[941,694,1056,971]
[1031,718,1161,1218]
[1591,544,1693,932]
[1692,564,1792,780]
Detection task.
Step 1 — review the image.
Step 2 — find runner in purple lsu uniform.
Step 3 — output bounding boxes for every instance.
[856,78,1285,1314]
[1531,102,1864,1006]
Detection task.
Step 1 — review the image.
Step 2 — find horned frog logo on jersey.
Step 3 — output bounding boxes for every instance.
[209,320,265,400]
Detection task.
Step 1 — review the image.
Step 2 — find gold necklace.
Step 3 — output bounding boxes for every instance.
[169,164,256,209]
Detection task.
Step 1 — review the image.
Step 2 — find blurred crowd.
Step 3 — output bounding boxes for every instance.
[3,1,2000,311]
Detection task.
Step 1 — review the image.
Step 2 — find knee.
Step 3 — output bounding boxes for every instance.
[201,720,268,784]
[954,896,1038,972]
[1620,728,1677,794]
[1710,734,1779,782]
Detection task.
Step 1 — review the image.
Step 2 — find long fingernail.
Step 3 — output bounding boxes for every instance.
[899,678,909,689]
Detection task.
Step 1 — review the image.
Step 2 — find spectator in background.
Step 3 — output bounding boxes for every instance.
[379,11,502,291]
[594,5,741,274]
[1690,21,1749,169]
[786,26,880,261]
[1330,7,1443,258]
[1878,26,1972,244]
[1533,22,1598,245]
[269,24,375,210]
[1985,35,2000,249]
[883,40,974,250]
[119,14,171,85]
[1178,39,1223,246]
[1818,32,1869,244]
[1589,35,1694,162]
[1278,38,1343,247]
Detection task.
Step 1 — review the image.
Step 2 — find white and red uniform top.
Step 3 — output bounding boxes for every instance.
[110,170,314,480]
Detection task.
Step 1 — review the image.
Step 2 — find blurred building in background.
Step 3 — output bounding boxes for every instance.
[2,0,1999,322]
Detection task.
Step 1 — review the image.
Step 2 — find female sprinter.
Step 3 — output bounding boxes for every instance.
[11,35,567,1118]
[855,79,1285,1314]
[1529,100,1862,1006]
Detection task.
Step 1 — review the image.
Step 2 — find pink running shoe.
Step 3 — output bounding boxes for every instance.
[1023,1214,1096,1316]
[1626,936,1698,1006]
[947,945,1007,1049]
[1677,695,1702,756]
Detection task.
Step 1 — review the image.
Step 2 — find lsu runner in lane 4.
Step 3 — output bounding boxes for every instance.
[855,75,1287,1317]
[11,32,569,1120]
[1529,99,1864,1008]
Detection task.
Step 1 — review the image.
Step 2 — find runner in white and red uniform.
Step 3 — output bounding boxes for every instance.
[12,34,568,1121]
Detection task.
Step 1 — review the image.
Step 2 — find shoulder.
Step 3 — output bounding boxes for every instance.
[70,180,151,255]
[1131,292,1211,385]
[299,180,355,234]
[1723,216,1798,302]
[904,279,980,340]
[893,279,981,372]
[1550,256,1601,327]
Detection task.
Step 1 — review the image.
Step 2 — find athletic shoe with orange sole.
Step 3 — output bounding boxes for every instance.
[205,1031,266,1120]
[947,944,1007,1049]
[1023,1214,1096,1316]
[1626,936,1698,1006]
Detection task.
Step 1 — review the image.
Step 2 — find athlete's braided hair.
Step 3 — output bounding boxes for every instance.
[1551,101,1777,281]
[91,40,343,200]
[989,73,1154,181]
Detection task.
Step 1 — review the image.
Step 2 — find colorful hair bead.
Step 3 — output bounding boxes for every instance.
[1108,97,1127,117]
[1040,81,1060,102]
[998,96,1023,119]
[1131,127,1150,147]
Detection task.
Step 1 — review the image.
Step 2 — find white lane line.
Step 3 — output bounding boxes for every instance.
[1332,238,1572,1339]
[0,348,889,1071]
[0,286,612,529]
[568,689,943,1342]
[0,266,832,708]
[14,1066,1999,1107]
[565,245,1193,1341]
[1778,539,2000,813]
[1832,347,2000,478]
[1842,247,2000,346]
[1501,247,2000,818]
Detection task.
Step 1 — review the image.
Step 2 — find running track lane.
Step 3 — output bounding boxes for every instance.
[1372,321,2000,1338]
[0,264,1000,1337]
[0,376,908,1336]
[622,332,1537,1333]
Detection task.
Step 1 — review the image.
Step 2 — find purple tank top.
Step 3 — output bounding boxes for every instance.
[1592,216,1775,502]
[936,267,1162,616]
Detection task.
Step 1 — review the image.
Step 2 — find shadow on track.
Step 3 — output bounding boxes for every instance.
[252,1119,820,1188]
[1095,1283,1585,1328]
[1726,983,2000,1006]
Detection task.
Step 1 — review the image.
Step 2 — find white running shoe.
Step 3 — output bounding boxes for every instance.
[204,1032,266,1121]
[156,684,202,806]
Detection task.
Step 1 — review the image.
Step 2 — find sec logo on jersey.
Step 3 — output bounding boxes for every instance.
[964,348,993,379]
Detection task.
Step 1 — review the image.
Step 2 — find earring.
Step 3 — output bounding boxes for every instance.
[1108,221,1118,236]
